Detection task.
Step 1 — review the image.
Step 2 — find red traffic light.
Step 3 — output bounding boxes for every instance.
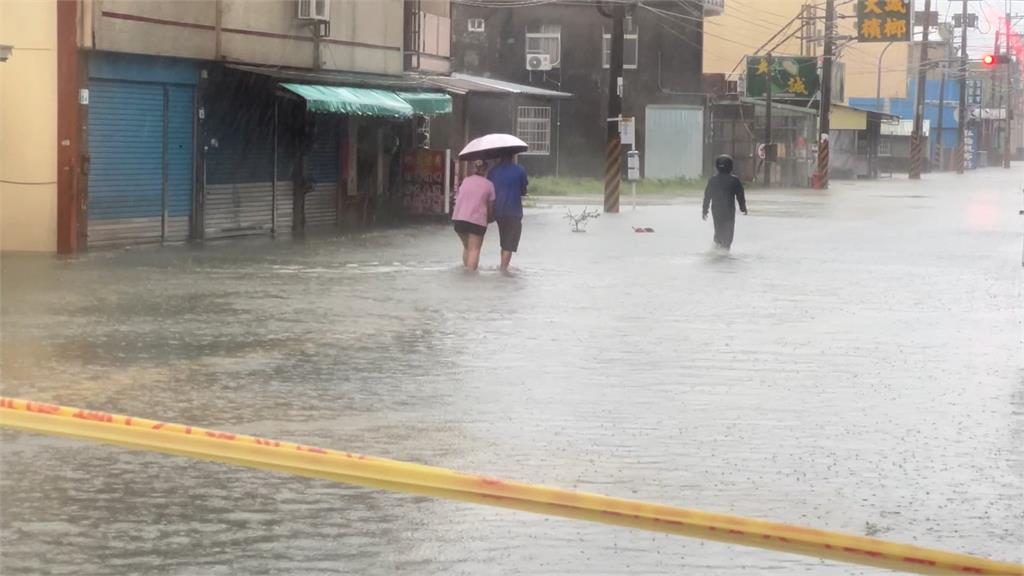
[982,54,1010,66]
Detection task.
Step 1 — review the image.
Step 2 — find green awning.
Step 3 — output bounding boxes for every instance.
[395,91,453,116]
[281,83,414,118]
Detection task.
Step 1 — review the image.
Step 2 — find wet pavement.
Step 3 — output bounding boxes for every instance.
[1,169,1022,575]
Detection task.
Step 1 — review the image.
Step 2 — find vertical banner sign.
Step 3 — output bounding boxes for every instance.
[745,56,819,99]
[401,149,447,215]
[857,0,910,43]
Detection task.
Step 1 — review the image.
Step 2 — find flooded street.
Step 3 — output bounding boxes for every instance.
[1,170,1022,575]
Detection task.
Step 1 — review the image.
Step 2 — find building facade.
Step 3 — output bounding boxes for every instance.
[0,0,58,252]
[3,0,457,253]
[451,0,705,179]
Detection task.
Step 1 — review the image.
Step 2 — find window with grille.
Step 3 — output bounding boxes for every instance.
[525,24,561,67]
[517,106,552,155]
[878,138,892,157]
[468,18,485,32]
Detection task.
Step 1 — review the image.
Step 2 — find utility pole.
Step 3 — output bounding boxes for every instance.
[910,0,932,179]
[957,0,968,174]
[604,2,625,213]
[935,66,946,170]
[1004,0,1013,168]
[816,0,835,189]
[764,52,773,187]
[993,26,1001,162]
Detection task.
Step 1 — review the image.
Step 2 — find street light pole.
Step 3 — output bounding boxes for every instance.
[876,42,895,112]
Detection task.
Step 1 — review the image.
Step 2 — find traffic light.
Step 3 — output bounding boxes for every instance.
[982,54,1010,67]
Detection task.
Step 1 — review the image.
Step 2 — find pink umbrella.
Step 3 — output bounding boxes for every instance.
[458,133,529,160]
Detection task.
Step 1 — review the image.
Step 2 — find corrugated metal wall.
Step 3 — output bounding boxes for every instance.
[87,79,194,246]
[644,106,704,180]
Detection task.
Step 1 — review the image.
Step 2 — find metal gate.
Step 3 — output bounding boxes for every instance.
[304,121,339,229]
[87,81,194,246]
[204,117,276,239]
[644,106,704,180]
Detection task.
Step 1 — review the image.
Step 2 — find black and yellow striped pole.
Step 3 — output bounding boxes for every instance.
[910,132,924,179]
[605,135,622,213]
[815,0,835,190]
[909,0,932,180]
[603,1,625,213]
[817,136,830,189]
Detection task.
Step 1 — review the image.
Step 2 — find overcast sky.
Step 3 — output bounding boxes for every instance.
[932,0,1020,57]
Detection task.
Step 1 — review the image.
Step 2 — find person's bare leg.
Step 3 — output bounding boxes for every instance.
[500,250,513,273]
[466,234,484,271]
[457,231,470,268]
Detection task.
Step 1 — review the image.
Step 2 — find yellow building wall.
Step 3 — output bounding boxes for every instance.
[834,2,909,100]
[831,106,867,130]
[0,0,58,252]
[703,0,908,101]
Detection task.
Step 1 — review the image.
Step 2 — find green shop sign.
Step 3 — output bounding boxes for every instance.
[744,56,820,100]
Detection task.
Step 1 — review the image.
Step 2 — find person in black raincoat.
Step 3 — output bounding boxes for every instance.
[702,154,747,250]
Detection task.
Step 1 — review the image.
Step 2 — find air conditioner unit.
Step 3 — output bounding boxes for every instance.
[297,0,329,21]
[526,54,552,71]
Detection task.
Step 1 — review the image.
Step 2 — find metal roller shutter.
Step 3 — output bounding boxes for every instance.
[87,80,165,246]
[165,85,194,242]
[87,80,194,246]
[204,119,275,239]
[304,120,339,229]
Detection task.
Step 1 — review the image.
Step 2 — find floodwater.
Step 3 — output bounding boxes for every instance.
[1,170,1022,575]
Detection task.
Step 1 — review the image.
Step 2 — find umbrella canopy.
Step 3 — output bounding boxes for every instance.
[458,133,529,160]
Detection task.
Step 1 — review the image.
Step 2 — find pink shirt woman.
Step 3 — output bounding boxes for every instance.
[452,175,495,230]
[452,164,495,271]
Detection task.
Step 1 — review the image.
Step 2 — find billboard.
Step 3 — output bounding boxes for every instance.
[856,0,910,43]
[745,56,819,99]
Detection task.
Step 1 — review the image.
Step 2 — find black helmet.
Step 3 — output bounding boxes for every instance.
[715,154,734,174]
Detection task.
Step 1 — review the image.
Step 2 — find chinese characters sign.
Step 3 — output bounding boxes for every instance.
[401,149,448,215]
[744,56,820,99]
[857,0,910,43]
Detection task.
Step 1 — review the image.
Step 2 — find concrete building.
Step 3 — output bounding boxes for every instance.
[3,0,458,253]
[451,0,705,179]
[0,0,58,252]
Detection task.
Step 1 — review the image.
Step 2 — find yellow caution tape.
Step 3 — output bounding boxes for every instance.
[0,397,1020,575]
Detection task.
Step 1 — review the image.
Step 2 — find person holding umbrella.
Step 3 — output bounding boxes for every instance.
[458,134,529,273]
[451,159,495,271]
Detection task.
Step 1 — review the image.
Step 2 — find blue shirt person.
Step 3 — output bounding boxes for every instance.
[486,155,528,272]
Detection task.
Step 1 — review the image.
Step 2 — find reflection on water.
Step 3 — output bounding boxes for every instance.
[2,172,1022,574]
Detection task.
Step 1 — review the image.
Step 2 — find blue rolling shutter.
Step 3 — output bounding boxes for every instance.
[87,80,165,245]
[87,80,194,246]
[165,86,195,242]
